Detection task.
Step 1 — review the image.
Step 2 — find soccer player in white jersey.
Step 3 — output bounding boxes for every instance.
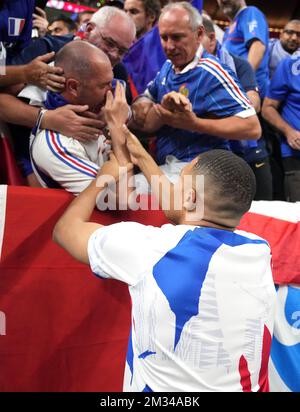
[53,106,276,391]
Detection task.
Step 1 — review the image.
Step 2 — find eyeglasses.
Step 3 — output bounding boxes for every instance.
[283,29,300,38]
[99,32,129,56]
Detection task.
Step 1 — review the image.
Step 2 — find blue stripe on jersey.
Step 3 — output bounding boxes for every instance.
[45,130,97,178]
[126,327,134,385]
[138,350,156,359]
[30,133,61,189]
[153,227,268,350]
[142,384,153,392]
[271,335,300,392]
[55,132,98,174]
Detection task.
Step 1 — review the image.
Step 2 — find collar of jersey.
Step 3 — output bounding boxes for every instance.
[172,44,204,74]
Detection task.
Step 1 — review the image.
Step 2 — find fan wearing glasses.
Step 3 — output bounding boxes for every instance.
[269,19,300,79]
[84,7,134,69]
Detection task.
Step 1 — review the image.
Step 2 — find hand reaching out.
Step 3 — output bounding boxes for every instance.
[123,125,147,165]
[42,104,106,141]
[24,52,65,90]
[103,81,130,128]
[286,128,300,151]
[153,104,197,130]
[32,7,49,37]
[97,152,133,184]
[161,91,192,113]
[131,97,153,128]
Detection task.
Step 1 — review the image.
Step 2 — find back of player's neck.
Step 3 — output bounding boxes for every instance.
[179,217,236,232]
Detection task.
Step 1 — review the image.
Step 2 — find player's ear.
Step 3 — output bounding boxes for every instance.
[183,187,196,211]
[66,78,80,98]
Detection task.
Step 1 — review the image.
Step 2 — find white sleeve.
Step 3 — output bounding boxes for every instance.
[18,84,46,106]
[87,222,192,286]
[31,129,99,195]
[234,107,256,118]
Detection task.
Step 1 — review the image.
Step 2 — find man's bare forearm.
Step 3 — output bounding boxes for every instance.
[53,178,104,264]
[262,103,291,135]
[190,114,261,140]
[0,66,27,87]
[125,128,178,221]
[109,124,131,166]
[130,102,164,133]
[142,105,164,133]
[0,93,39,127]
[137,149,179,222]
[248,40,266,71]
[247,90,261,113]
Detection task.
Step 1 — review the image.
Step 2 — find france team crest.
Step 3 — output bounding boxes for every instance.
[8,18,26,37]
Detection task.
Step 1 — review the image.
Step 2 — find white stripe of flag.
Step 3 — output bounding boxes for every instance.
[8,18,25,36]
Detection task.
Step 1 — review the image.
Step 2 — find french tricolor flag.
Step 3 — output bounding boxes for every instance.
[8,18,26,36]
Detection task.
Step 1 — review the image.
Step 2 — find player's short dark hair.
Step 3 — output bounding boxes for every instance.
[192,149,256,216]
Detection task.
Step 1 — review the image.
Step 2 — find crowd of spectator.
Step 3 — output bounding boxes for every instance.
[1,0,297,393]
[0,0,299,201]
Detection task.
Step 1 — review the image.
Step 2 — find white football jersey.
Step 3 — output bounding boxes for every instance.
[88,222,276,392]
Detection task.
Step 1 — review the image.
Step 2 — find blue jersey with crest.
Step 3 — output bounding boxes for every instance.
[0,0,35,64]
[222,6,269,98]
[267,54,300,158]
[146,49,254,165]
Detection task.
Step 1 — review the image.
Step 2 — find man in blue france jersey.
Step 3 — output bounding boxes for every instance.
[269,20,300,79]
[262,54,300,202]
[130,2,261,192]
[217,0,269,99]
[53,117,276,391]
[201,14,273,201]
[215,1,274,199]
[0,0,35,64]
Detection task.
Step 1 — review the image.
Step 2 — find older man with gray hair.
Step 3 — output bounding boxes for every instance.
[131,1,261,193]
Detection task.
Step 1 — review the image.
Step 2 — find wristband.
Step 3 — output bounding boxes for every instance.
[36,107,48,132]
